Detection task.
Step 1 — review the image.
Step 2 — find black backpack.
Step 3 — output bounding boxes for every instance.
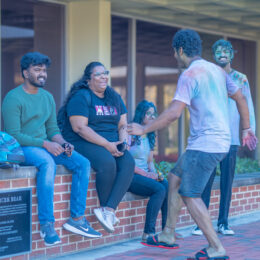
[0,131,25,169]
[57,89,91,134]
[57,105,67,135]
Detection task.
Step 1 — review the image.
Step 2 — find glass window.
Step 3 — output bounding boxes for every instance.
[111,17,257,161]
[200,33,220,62]
[136,20,179,161]
[111,16,128,105]
[1,0,65,115]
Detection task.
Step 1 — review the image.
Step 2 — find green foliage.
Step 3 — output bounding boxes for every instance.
[156,157,260,179]
[154,161,175,179]
[235,157,260,174]
[216,157,260,175]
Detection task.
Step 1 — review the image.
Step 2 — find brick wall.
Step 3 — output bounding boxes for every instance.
[0,168,260,260]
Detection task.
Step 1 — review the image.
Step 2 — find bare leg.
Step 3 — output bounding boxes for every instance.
[157,174,182,244]
[182,196,226,257]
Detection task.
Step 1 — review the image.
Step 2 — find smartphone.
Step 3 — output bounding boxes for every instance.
[117,142,127,152]
[62,143,72,157]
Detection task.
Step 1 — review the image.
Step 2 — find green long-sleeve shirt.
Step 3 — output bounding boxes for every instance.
[2,85,60,147]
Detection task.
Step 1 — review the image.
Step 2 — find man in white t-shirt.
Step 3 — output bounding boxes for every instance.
[128,29,257,260]
[192,39,256,237]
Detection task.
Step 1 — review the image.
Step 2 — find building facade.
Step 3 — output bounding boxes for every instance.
[1,0,260,158]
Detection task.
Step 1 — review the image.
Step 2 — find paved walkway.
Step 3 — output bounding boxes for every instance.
[97,221,260,260]
[51,212,260,260]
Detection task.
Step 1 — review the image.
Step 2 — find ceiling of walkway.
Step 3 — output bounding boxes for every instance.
[110,0,260,40]
[58,0,260,40]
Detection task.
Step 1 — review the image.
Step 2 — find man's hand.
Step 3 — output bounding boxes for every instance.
[62,143,74,157]
[127,123,145,136]
[43,141,64,156]
[242,128,258,151]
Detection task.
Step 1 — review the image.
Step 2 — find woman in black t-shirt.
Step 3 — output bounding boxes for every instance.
[58,62,135,233]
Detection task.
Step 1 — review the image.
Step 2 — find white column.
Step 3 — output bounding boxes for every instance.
[256,41,260,159]
[0,0,2,130]
[127,18,136,121]
[66,0,111,90]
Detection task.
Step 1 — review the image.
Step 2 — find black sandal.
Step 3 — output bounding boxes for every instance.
[187,248,230,260]
[141,234,179,249]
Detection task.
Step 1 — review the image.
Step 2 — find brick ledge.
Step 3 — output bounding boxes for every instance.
[0,166,146,201]
[0,166,259,202]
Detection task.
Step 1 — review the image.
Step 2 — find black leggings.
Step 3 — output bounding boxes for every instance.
[128,174,168,234]
[73,141,135,210]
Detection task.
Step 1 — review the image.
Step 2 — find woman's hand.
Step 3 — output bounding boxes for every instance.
[146,172,159,180]
[104,141,124,157]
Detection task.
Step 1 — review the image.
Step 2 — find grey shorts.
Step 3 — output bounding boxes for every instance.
[171,150,227,198]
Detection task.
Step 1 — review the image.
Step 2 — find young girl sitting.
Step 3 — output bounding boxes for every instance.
[128,100,168,244]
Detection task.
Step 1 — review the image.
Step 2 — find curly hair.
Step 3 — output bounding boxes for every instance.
[212,39,234,61]
[172,29,202,57]
[131,100,157,151]
[63,61,120,107]
[20,52,51,78]
[58,61,121,129]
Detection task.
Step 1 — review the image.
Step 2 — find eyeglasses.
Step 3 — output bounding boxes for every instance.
[93,70,110,78]
[145,111,157,118]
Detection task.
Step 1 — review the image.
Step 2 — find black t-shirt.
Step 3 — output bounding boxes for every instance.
[62,88,127,143]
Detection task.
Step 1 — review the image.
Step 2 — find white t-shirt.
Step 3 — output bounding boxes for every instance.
[228,70,255,145]
[173,59,239,153]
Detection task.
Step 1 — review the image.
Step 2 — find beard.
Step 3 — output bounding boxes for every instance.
[216,60,229,68]
[28,75,46,88]
[176,57,186,70]
[216,60,230,68]
[31,82,45,88]
[218,63,228,68]
[215,56,231,68]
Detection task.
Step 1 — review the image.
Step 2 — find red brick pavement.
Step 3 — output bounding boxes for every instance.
[97,221,260,260]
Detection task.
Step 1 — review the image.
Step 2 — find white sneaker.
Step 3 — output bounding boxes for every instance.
[218,224,235,235]
[113,214,120,226]
[191,226,203,236]
[94,208,115,233]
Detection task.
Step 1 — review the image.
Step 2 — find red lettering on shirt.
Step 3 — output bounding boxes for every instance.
[95,105,118,116]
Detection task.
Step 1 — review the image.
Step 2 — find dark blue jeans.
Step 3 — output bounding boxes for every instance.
[22,147,91,224]
[201,145,238,226]
[128,174,168,234]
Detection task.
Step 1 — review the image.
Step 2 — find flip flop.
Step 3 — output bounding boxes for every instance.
[187,248,230,260]
[141,234,179,249]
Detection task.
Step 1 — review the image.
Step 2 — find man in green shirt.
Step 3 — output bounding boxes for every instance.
[2,52,101,246]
